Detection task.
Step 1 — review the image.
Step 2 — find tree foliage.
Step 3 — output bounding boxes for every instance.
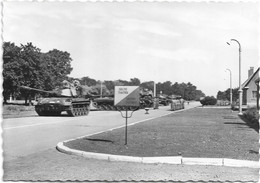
[217,87,239,103]
[3,42,73,104]
[3,41,205,103]
[200,96,217,106]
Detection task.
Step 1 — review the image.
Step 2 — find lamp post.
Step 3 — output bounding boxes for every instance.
[154,81,156,98]
[255,78,259,110]
[225,69,232,107]
[100,81,103,98]
[227,39,242,115]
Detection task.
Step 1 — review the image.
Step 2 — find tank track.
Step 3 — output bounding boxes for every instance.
[67,103,90,117]
[94,104,139,111]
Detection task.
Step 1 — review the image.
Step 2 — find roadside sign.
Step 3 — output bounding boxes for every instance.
[114,86,140,107]
[114,86,140,145]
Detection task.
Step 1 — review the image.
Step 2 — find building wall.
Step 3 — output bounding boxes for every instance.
[245,73,258,107]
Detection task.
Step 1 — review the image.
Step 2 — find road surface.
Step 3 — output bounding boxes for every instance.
[3,101,258,182]
[3,102,200,161]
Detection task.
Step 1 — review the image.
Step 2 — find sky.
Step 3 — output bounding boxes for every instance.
[2,1,259,96]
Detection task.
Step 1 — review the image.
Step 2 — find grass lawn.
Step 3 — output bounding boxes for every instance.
[2,104,37,119]
[65,108,259,161]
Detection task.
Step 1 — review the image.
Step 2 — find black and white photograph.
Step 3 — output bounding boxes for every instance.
[1,0,259,182]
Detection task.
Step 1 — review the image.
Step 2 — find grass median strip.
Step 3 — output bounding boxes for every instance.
[64,108,259,161]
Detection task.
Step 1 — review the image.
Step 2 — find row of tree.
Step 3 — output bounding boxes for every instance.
[3,42,205,104]
[69,76,206,101]
[216,88,239,103]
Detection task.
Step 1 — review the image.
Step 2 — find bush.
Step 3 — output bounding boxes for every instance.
[243,107,259,124]
[200,96,217,106]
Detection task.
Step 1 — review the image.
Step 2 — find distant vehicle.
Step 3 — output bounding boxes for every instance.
[91,88,155,111]
[20,80,91,117]
[139,88,154,108]
[158,95,171,106]
[92,96,137,111]
[169,95,185,111]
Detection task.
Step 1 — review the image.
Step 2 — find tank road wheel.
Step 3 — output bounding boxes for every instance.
[107,105,113,111]
[67,108,77,117]
[82,107,86,115]
[103,105,109,111]
[100,105,106,111]
[97,105,102,111]
[75,108,80,116]
[111,106,117,111]
[116,106,122,111]
[79,108,83,116]
[85,106,90,115]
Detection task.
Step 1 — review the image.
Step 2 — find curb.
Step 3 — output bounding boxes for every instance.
[182,157,223,166]
[56,142,259,169]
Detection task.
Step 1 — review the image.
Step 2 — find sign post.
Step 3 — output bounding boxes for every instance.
[114,86,140,145]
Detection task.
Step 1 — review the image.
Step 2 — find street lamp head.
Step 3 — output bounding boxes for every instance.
[225,69,232,74]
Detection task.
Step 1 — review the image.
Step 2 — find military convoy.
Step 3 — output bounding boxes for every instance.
[92,97,138,111]
[91,88,154,111]
[20,81,185,116]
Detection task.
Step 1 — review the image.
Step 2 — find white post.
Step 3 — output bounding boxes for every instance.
[227,39,242,115]
[154,81,156,98]
[100,81,103,98]
[226,69,232,107]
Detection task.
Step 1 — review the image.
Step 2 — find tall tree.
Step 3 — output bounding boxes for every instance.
[129,78,141,86]
[3,42,74,104]
[80,76,97,86]
[3,42,22,103]
[43,49,73,89]
[140,81,154,91]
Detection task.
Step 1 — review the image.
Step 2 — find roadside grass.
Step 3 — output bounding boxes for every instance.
[2,104,36,118]
[65,108,259,161]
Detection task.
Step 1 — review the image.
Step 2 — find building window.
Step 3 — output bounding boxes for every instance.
[252,91,257,98]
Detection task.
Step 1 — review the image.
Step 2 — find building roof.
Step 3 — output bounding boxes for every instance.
[242,67,259,89]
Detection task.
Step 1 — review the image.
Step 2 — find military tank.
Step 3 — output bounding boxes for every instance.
[20,80,90,117]
[92,96,115,110]
[92,95,137,111]
[158,95,169,106]
[139,88,154,109]
[91,88,154,111]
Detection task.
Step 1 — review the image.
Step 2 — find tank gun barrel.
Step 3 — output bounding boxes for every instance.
[85,93,114,99]
[19,86,57,95]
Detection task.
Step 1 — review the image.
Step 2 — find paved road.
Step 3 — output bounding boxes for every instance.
[3,101,259,182]
[3,101,200,161]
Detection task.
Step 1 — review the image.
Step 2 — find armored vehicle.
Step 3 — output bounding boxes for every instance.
[90,87,154,111]
[158,95,170,106]
[92,96,137,111]
[92,96,115,110]
[139,88,154,109]
[20,80,90,117]
[169,95,185,111]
